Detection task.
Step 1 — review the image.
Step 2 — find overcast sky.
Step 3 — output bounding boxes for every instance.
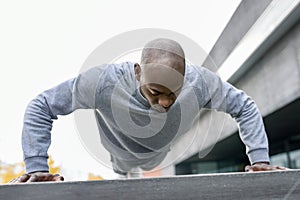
[0,0,241,180]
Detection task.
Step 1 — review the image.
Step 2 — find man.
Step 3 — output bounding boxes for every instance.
[10,38,286,183]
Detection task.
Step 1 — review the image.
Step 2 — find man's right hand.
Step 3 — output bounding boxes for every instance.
[8,172,64,184]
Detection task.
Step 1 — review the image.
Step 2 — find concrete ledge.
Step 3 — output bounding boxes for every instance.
[1,170,300,200]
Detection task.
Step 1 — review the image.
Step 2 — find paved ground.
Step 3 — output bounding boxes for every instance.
[1,170,300,200]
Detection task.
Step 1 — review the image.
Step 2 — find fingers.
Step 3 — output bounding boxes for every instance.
[52,174,64,182]
[26,172,64,182]
[274,165,289,170]
[27,172,52,182]
[245,164,289,172]
[245,165,253,172]
[8,172,64,184]
[8,174,30,183]
[26,174,40,182]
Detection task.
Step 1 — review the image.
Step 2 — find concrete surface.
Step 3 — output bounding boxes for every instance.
[1,170,300,200]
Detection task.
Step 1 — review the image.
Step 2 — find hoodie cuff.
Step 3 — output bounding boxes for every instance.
[24,156,49,173]
[247,148,270,165]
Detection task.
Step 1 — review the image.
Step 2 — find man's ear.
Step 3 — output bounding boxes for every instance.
[134,63,141,81]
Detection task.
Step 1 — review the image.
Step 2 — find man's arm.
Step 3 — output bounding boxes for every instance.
[13,66,104,183]
[199,67,284,171]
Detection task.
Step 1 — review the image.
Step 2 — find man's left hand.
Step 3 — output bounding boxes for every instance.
[245,162,288,172]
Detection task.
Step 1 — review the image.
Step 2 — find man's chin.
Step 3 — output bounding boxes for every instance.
[151,104,167,113]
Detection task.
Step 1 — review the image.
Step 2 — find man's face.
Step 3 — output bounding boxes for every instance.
[135,57,185,112]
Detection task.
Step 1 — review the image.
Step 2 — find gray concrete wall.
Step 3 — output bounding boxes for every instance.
[203,0,272,71]
[235,21,300,116]
[1,170,300,200]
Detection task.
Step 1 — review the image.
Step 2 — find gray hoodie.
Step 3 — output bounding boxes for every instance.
[22,62,269,173]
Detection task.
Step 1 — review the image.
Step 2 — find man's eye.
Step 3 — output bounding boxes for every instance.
[151,91,159,96]
[149,89,160,96]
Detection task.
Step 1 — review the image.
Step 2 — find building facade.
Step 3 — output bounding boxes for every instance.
[156,0,300,176]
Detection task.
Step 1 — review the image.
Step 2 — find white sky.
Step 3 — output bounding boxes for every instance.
[0,0,241,180]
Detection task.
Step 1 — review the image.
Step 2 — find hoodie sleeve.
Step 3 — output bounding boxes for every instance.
[22,66,104,173]
[199,67,269,165]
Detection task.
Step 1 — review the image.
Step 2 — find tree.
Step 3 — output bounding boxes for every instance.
[0,156,61,184]
[87,173,104,181]
[0,160,24,183]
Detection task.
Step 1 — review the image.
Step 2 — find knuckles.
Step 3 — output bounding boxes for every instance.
[8,173,64,184]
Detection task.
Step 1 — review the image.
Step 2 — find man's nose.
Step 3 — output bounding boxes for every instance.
[158,97,173,108]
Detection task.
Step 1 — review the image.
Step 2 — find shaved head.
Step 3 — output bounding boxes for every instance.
[141,38,185,66]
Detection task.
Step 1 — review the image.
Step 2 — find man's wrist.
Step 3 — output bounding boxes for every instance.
[252,161,270,165]
[29,171,49,174]
[248,148,270,165]
[24,156,49,173]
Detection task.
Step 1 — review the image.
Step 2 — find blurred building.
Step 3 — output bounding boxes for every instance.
[156,0,300,176]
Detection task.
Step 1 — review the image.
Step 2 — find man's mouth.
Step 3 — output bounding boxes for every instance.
[151,104,167,113]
